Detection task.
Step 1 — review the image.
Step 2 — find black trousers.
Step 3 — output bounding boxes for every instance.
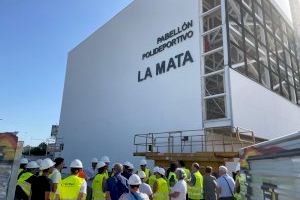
[219,197,234,200]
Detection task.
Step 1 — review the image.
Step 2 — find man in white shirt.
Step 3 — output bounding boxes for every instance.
[170,168,187,200]
[138,170,153,198]
[49,157,64,199]
[85,158,98,200]
[217,166,235,200]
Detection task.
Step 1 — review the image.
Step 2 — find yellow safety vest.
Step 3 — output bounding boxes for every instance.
[49,170,62,200]
[153,177,169,200]
[18,168,24,177]
[138,168,150,182]
[167,171,178,188]
[17,172,34,196]
[188,171,203,199]
[149,175,156,190]
[92,173,106,200]
[183,167,191,181]
[59,175,85,200]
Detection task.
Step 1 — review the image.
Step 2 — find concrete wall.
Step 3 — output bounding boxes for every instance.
[230,69,300,139]
[59,0,202,167]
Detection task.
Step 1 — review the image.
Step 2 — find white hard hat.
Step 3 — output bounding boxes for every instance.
[158,168,165,176]
[70,159,83,168]
[128,174,142,185]
[40,158,55,171]
[96,161,106,169]
[91,158,98,163]
[101,156,110,163]
[20,158,29,164]
[27,161,39,169]
[140,159,147,166]
[128,163,134,170]
[123,161,131,167]
[153,166,159,173]
[36,159,42,166]
[138,170,146,179]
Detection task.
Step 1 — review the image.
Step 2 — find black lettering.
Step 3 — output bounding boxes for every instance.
[167,58,176,72]
[175,53,184,68]
[183,50,194,66]
[156,61,166,75]
[145,67,152,79]
[138,71,144,82]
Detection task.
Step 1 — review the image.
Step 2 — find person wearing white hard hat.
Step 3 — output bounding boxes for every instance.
[15,161,39,200]
[137,159,151,184]
[91,161,107,199]
[153,168,169,200]
[49,157,64,200]
[18,158,29,178]
[170,168,187,200]
[119,174,150,200]
[138,170,153,199]
[122,161,134,180]
[148,166,159,190]
[86,158,98,200]
[30,158,55,200]
[58,159,87,200]
[100,156,110,178]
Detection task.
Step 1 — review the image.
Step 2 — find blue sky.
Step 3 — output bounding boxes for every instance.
[0,0,292,146]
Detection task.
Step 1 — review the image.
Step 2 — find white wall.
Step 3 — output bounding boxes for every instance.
[230,69,300,139]
[59,0,202,167]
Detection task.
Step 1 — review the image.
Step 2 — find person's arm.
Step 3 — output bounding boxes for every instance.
[169,191,180,198]
[79,180,87,200]
[153,181,158,193]
[102,177,106,192]
[45,191,50,200]
[105,192,111,200]
[216,180,221,199]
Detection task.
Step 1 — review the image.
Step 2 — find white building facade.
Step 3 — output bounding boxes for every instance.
[59,0,300,165]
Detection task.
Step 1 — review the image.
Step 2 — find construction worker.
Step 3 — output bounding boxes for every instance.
[122,161,134,179]
[149,166,159,190]
[138,171,153,199]
[15,161,39,200]
[31,158,55,200]
[188,162,204,200]
[178,160,191,181]
[137,159,151,183]
[167,163,178,189]
[58,159,87,200]
[169,168,188,199]
[119,174,150,200]
[49,157,64,200]
[91,161,107,200]
[153,168,169,200]
[100,156,110,178]
[18,158,29,178]
[86,158,99,200]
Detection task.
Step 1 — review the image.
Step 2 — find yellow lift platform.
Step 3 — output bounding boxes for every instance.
[133,127,266,169]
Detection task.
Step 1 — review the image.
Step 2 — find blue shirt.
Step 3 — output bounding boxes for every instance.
[104,173,128,200]
[217,174,235,197]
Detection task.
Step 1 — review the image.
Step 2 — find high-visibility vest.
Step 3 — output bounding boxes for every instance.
[49,170,62,200]
[17,172,34,196]
[153,177,169,200]
[183,167,191,181]
[167,171,178,188]
[17,168,24,177]
[138,168,150,182]
[188,171,203,199]
[59,175,85,200]
[92,173,106,200]
[149,175,156,190]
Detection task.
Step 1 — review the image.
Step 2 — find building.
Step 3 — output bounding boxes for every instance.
[59,0,300,166]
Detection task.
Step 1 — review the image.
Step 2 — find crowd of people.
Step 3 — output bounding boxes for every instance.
[15,156,243,200]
